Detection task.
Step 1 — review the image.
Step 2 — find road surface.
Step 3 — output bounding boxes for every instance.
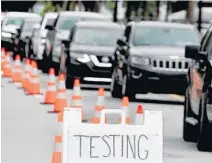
[2,72,212,163]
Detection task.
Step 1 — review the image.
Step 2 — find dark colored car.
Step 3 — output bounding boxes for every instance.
[59,21,124,88]
[110,21,201,100]
[43,11,111,73]
[183,22,212,152]
[13,18,41,60]
[1,12,41,52]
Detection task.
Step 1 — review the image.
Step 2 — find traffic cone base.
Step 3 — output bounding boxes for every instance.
[45,91,57,104]
[54,99,67,112]
[12,73,22,82]
[52,152,61,163]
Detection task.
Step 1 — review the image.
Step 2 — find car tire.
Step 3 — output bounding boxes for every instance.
[183,87,198,142]
[197,92,212,152]
[65,76,74,89]
[110,69,122,98]
[122,74,136,101]
[42,49,52,74]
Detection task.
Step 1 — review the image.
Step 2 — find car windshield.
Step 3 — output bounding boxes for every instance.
[46,18,55,26]
[133,26,200,46]
[56,16,80,30]
[5,16,23,26]
[23,21,39,32]
[73,27,122,46]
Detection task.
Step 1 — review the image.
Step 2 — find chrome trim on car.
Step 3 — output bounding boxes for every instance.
[90,55,112,68]
[151,58,191,72]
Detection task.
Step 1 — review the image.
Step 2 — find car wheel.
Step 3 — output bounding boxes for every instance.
[122,74,136,101]
[183,87,198,142]
[110,69,122,98]
[197,92,212,152]
[42,48,52,73]
[65,76,74,89]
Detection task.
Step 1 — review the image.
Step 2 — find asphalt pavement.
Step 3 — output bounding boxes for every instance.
[1,71,212,163]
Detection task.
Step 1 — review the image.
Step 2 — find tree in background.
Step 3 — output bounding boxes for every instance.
[40,1,56,16]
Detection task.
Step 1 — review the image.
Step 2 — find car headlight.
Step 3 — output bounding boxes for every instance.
[2,32,12,38]
[41,38,46,44]
[131,56,150,65]
[70,52,90,63]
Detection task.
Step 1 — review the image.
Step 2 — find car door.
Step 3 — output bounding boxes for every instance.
[190,24,212,115]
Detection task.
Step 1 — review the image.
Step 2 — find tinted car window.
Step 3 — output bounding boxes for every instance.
[133,26,200,46]
[56,16,80,30]
[73,27,122,46]
[56,15,109,31]
[5,17,23,26]
[46,18,56,26]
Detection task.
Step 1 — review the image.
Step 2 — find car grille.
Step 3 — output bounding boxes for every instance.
[151,59,190,71]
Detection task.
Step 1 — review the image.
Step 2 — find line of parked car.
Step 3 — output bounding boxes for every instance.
[1,11,212,151]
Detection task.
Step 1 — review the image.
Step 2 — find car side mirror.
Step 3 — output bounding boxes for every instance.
[45,25,54,31]
[185,45,199,59]
[117,38,126,46]
[16,28,21,34]
[62,40,70,46]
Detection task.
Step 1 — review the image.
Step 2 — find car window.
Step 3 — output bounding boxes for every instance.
[5,16,23,26]
[56,16,80,31]
[46,18,56,26]
[133,26,200,47]
[73,27,123,47]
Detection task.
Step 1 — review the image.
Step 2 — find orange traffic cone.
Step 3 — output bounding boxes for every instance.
[22,59,31,90]
[91,88,105,123]
[12,55,22,82]
[134,105,144,125]
[51,135,62,163]
[3,52,12,77]
[1,48,6,71]
[28,61,40,95]
[25,60,33,92]
[70,78,85,120]
[44,68,57,104]
[53,73,67,112]
[118,96,131,124]
[1,47,6,56]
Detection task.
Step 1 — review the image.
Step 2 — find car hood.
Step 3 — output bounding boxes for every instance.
[2,24,19,34]
[21,31,33,39]
[130,45,186,58]
[70,44,115,56]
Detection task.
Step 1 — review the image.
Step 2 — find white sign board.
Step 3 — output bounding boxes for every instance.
[63,109,163,163]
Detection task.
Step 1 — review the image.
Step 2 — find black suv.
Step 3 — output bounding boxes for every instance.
[110,21,200,100]
[60,21,124,88]
[43,11,111,73]
[183,22,212,152]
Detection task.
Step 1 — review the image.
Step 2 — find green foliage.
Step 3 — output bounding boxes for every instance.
[40,1,56,16]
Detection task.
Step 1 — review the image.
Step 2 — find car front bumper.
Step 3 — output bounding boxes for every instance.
[66,58,112,84]
[129,66,187,94]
